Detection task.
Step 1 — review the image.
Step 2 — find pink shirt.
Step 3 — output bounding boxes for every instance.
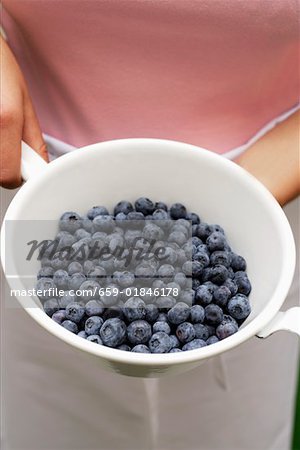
[2,0,299,153]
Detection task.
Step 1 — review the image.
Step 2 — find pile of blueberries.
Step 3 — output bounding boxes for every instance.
[37,198,252,353]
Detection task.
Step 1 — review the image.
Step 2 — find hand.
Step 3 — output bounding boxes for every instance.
[0,36,48,189]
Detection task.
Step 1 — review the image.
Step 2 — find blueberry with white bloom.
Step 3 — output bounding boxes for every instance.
[59,212,82,233]
[149,332,172,353]
[227,294,251,320]
[61,320,78,333]
[182,339,207,351]
[127,320,152,345]
[100,318,126,347]
[85,316,104,335]
[114,200,134,216]
[87,206,109,220]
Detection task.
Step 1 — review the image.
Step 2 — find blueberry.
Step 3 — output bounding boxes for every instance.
[149,332,172,353]
[53,269,70,290]
[180,289,194,306]
[157,312,168,322]
[169,203,187,219]
[186,212,200,225]
[190,305,205,323]
[69,272,86,291]
[66,303,85,323]
[77,330,88,338]
[135,197,155,215]
[182,261,192,276]
[234,272,252,295]
[86,335,103,344]
[145,304,159,323]
[127,320,152,345]
[206,335,219,345]
[74,228,91,241]
[206,232,226,252]
[118,344,131,351]
[79,280,100,301]
[216,319,238,340]
[192,278,201,290]
[68,262,83,276]
[115,212,127,224]
[153,321,171,334]
[51,309,67,324]
[85,316,104,335]
[87,206,109,220]
[193,323,210,340]
[131,344,151,353]
[155,296,176,310]
[87,266,106,281]
[123,297,146,322]
[93,215,115,233]
[174,272,187,288]
[143,223,164,241]
[210,224,225,234]
[170,348,182,353]
[192,236,202,247]
[223,278,238,296]
[127,211,145,222]
[59,212,82,233]
[37,266,54,279]
[227,294,251,320]
[61,320,78,333]
[182,339,207,351]
[157,264,175,279]
[43,298,60,316]
[114,201,134,216]
[100,318,127,347]
[152,208,169,221]
[195,285,213,306]
[82,218,94,233]
[193,223,211,241]
[167,302,190,324]
[85,300,105,317]
[204,304,223,326]
[169,334,180,349]
[194,251,210,267]
[192,261,203,278]
[213,285,231,307]
[58,290,77,308]
[208,264,229,285]
[168,231,187,246]
[176,322,195,343]
[36,278,56,300]
[155,201,168,211]
[56,231,76,250]
[210,251,232,268]
[230,253,247,272]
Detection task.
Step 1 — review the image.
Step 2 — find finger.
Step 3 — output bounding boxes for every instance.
[22,93,49,162]
[0,105,23,189]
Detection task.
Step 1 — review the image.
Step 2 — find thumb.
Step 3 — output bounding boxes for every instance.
[22,93,49,162]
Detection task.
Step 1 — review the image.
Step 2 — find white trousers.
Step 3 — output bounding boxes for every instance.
[1,185,299,450]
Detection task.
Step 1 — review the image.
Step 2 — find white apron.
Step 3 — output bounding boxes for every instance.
[1,109,299,450]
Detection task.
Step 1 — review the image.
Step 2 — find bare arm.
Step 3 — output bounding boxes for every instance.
[0,36,48,189]
[234,111,300,206]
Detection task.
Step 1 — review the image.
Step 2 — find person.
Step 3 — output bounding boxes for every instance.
[1,1,299,449]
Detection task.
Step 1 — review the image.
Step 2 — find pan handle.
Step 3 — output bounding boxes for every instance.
[256,307,300,338]
[21,141,48,181]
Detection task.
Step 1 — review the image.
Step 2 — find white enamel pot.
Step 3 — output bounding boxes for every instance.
[1,138,299,377]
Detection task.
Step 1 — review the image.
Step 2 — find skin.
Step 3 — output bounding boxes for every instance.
[0,36,48,189]
[1,36,299,205]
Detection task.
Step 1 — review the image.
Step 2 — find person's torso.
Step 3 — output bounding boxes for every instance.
[2,0,299,152]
